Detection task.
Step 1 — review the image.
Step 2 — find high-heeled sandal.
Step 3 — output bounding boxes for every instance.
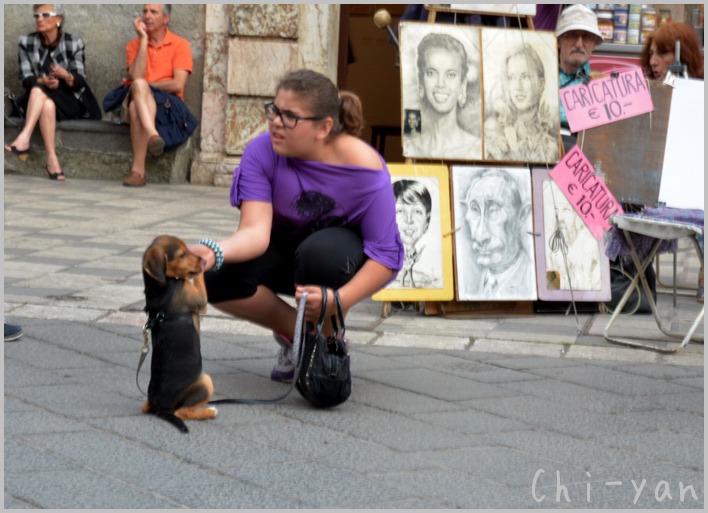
[46,166,66,181]
[4,144,31,162]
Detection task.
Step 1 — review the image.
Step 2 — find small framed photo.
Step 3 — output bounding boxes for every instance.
[372,164,455,302]
[400,22,483,161]
[451,165,537,301]
[531,168,612,301]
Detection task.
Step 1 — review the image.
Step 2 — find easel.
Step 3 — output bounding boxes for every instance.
[425,4,535,28]
[381,4,548,319]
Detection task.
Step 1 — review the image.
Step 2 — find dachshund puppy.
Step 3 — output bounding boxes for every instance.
[141,235,217,433]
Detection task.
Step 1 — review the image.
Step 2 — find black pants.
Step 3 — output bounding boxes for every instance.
[204,227,366,304]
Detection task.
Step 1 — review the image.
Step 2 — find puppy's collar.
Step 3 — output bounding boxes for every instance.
[144,312,166,331]
[145,310,193,328]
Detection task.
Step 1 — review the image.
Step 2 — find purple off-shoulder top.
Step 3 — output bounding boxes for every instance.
[230,132,404,273]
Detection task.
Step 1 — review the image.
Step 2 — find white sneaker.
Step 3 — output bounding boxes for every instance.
[270,332,295,383]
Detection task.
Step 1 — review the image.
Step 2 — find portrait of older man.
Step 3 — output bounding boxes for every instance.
[453,166,537,300]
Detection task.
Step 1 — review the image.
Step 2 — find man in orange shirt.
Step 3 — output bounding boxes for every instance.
[122,4,194,187]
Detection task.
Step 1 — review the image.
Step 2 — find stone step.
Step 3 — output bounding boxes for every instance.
[3,118,192,184]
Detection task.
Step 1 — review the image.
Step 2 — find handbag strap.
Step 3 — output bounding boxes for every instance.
[332,289,345,341]
[315,286,328,335]
[320,286,347,342]
[209,290,309,405]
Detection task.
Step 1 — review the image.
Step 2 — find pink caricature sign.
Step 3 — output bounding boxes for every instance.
[560,69,654,132]
[550,145,623,240]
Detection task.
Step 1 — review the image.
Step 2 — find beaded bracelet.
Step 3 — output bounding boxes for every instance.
[198,238,224,272]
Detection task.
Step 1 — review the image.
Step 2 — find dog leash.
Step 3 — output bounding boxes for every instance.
[136,313,163,397]
[208,291,309,405]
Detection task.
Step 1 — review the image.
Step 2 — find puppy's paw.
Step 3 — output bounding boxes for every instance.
[206,406,218,417]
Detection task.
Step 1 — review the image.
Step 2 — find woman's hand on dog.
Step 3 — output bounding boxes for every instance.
[188,244,213,273]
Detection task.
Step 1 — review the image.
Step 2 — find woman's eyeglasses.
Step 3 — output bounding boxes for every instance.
[33,12,58,20]
[264,102,324,129]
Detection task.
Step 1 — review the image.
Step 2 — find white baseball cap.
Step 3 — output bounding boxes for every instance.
[555,5,603,44]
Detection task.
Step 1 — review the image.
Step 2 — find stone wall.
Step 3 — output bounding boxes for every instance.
[190,4,340,187]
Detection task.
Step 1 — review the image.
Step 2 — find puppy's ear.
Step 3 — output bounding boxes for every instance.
[143,245,167,284]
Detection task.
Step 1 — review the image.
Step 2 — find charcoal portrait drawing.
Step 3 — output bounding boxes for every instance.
[482,29,559,163]
[543,180,602,291]
[400,23,482,160]
[390,177,443,289]
[453,166,537,300]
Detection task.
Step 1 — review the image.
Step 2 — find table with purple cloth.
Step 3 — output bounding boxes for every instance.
[603,206,704,352]
[606,207,704,261]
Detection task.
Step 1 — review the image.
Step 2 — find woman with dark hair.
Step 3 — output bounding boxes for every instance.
[484,43,558,163]
[404,31,481,160]
[640,22,704,303]
[640,22,704,81]
[192,69,404,383]
[4,4,101,181]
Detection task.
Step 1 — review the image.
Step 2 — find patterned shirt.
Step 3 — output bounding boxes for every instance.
[17,31,88,95]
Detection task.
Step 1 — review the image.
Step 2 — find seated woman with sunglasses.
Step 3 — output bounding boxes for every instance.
[4,4,101,181]
[192,69,404,383]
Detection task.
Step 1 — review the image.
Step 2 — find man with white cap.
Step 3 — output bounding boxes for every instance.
[555,4,604,135]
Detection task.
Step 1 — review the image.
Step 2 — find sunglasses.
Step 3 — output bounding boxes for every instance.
[561,31,598,43]
[264,102,324,129]
[33,12,58,20]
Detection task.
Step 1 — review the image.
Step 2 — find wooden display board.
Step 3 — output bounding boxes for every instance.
[381,5,559,318]
[425,4,536,27]
[373,164,456,302]
[580,81,672,206]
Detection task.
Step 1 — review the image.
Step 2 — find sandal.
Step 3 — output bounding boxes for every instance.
[4,144,31,161]
[45,166,66,181]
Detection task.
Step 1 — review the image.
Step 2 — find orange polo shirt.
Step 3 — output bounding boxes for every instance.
[125,28,192,99]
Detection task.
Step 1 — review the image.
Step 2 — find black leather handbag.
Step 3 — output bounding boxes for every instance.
[295,287,351,408]
[205,288,351,408]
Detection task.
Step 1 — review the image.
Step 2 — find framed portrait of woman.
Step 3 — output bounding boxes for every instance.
[372,164,455,302]
[399,22,483,161]
[531,168,611,301]
[451,165,537,301]
[481,28,560,164]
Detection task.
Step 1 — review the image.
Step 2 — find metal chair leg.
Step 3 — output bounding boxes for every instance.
[604,231,704,353]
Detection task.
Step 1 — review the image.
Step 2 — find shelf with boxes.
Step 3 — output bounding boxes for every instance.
[592,4,659,46]
[589,4,703,48]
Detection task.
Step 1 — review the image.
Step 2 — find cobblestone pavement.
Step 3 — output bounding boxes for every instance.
[4,175,704,508]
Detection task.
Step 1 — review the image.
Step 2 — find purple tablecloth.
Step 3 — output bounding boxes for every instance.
[606,207,704,261]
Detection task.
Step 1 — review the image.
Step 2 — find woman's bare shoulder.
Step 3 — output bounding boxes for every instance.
[337,135,384,170]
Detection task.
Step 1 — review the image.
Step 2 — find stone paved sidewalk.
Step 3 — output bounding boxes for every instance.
[4,318,704,509]
[3,175,704,364]
[4,174,704,508]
